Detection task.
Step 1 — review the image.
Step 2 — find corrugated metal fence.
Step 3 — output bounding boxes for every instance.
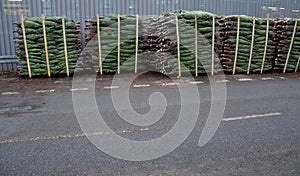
[1,0,300,58]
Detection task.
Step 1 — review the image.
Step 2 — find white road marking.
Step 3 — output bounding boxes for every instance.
[0,128,150,144]
[70,88,89,91]
[84,78,95,83]
[279,77,287,80]
[1,92,20,95]
[140,128,149,131]
[223,112,282,122]
[216,80,229,83]
[104,86,119,89]
[88,132,102,136]
[73,78,95,83]
[238,78,253,82]
[0,110,282,145]
[36,89,55,93]
[261,77,274,80]
[54,81,64,84]
[162,82,179,86]
[189,81,204,84]
[0,106,32,113]
[133,84,150,88]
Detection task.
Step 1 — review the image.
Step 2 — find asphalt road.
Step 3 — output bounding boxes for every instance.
[0,73,299,175]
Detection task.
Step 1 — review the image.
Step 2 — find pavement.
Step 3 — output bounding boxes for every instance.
[0,72,299,175]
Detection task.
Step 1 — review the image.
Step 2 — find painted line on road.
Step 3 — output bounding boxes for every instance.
[104,86,119,89]
[279,77,288,80]
[73,78,95,83]
[261,77,274,81]
[54,80,64,84]
[1,92,20,95]
[140,127,149,131]
[0,106,32,113]
[133,84,150,88]
[162,82,179,86]
[84,78,95,83]
[238,78,253,82]
[70,88,89,92]
[36,89,55,93]
[189,81,204,84]
[216,80,229,83]
[0,128,150,144]
[223,112,282,122]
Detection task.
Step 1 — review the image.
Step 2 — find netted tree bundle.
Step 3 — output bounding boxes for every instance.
[287,19,300,72]
[84,15,141,73]
[16,12,300,77]
[84,14,178,74]
[175,11,221,75]
[251,18,274,73]
[84,11,221,75]
[139,15,177,74]
[218,15,274,73]
[14,16,81,77]
[272,19,300,72]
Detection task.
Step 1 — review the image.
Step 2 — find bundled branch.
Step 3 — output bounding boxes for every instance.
[272,19,300,72]
[13,16,81,77]
[84,15,143,73]
[84,11,220,75]
[218,15,274,73]
[139,15,177,74]
[12,11,300,78]
[173,11,220,75]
